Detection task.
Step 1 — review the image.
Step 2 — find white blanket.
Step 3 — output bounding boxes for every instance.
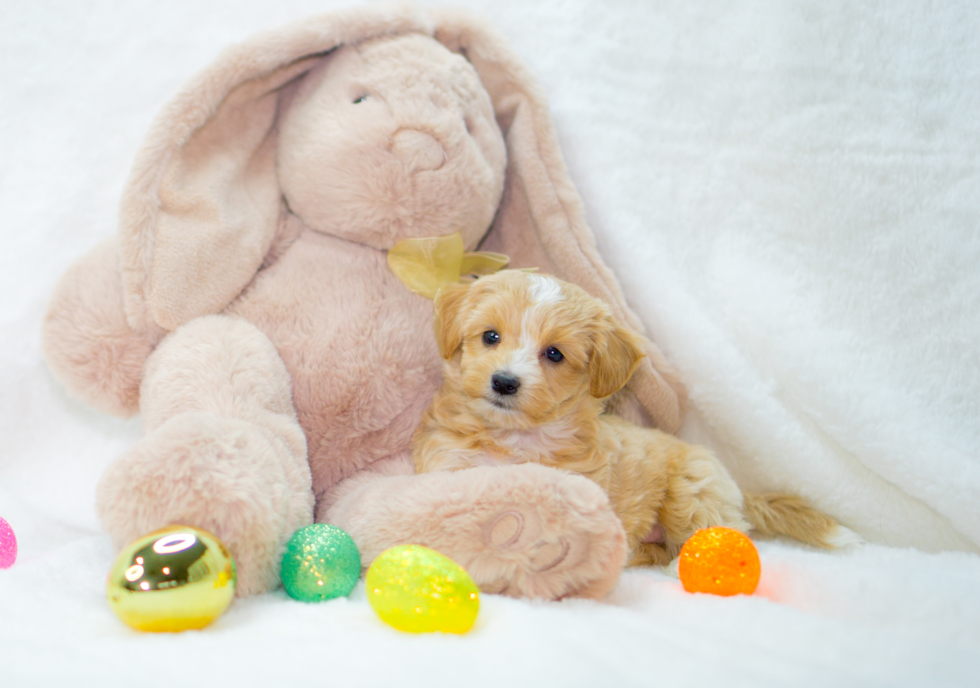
[2,1,978,685]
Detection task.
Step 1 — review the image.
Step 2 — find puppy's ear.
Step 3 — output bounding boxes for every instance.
[589,320,646,398]
[433,282,471,359]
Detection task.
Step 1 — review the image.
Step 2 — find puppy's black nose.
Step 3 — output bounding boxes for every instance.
[491,372,521,396]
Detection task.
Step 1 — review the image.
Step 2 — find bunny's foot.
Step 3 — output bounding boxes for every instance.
[322,459,627,600]
[97,315,313,596]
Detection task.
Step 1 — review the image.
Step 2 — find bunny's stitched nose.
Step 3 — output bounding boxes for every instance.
[491,372,521,396]
[391,129,446,171]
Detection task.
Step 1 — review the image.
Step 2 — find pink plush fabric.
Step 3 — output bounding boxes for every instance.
[41,5,683,599]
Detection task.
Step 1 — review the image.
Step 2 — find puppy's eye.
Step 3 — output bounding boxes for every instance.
[353,95,368,104]
[545,347,564,363]
[482,330,500,346]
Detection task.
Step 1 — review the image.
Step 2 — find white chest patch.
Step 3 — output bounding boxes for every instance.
[495,419,577,455]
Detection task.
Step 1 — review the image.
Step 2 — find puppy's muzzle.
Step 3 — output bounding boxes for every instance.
[491,372,521,396]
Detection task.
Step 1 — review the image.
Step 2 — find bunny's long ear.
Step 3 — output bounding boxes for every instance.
[433,14,687,434]
[118,7,434,333]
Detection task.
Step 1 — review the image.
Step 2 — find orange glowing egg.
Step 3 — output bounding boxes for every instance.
[678,527,761,596]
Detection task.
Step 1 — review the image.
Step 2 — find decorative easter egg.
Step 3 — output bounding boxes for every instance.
[106,525,236,632]
[678,527,761,597]
[0,517,17,569]
[280,523,361,602]
[366,544,479,634]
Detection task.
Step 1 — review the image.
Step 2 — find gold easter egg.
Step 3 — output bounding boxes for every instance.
[366,544,479,634]
[106,525,236,632]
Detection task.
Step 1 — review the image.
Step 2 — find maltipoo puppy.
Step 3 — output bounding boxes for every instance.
[413,270,856,566]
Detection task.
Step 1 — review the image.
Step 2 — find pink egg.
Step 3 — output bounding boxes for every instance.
[0,517,17,569]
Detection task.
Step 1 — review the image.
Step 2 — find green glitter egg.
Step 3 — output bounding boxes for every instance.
[280,524,361,602]
[366,544,480,633]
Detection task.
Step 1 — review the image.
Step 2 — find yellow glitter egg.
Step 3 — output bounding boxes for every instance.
[678,527,761,596]
[106,525,236,632]
[366,544,479,633]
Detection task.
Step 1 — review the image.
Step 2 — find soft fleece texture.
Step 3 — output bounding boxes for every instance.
[39,3,666,602]
[1,1,979,686]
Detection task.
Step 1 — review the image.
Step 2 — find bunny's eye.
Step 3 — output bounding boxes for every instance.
[352,95,368,104]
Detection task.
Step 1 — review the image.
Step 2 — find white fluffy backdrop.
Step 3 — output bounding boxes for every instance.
[2,0,979,685]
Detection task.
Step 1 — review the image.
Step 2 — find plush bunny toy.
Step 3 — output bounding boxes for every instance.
[42,7,685,599]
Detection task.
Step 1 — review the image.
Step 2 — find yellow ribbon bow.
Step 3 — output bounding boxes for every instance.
[387,233,515,299]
